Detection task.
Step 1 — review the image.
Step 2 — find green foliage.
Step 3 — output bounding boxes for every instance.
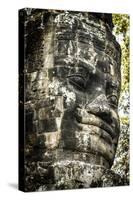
[113,14,129,35]
[113,14,130,91]
[121,36,129,91]
[112,14,130,182]
[120,116,129,125]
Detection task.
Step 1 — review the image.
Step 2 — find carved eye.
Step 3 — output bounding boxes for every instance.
[107,95,118,107]
[67,74,85,90]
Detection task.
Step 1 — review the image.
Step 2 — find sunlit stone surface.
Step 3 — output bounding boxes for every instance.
[19,9,128,191]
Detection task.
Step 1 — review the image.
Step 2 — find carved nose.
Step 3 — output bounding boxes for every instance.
[85,94,112,124]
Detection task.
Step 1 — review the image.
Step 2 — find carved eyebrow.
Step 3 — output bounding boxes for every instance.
[78,58,96,74]
[69,59,104,80]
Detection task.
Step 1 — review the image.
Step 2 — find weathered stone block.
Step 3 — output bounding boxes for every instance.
[38,118,57,133]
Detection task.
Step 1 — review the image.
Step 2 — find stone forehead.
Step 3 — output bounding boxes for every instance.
[53,12,121,68]
[24,9,121,66]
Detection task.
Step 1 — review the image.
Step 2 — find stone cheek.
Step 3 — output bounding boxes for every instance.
[36,132,61,150]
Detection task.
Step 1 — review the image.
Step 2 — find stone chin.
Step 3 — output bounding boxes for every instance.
[59,133,114,169]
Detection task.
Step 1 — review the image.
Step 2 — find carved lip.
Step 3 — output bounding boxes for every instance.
[74,111,116,140]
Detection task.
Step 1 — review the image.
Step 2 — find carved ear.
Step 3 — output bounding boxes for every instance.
[107,94,118,108]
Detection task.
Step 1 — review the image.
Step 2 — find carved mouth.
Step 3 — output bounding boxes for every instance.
[74,111,116,140]
[61,117,115,166]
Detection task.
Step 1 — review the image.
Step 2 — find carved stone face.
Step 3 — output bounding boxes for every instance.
[48,13,121,168]
[26,12,121,170]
